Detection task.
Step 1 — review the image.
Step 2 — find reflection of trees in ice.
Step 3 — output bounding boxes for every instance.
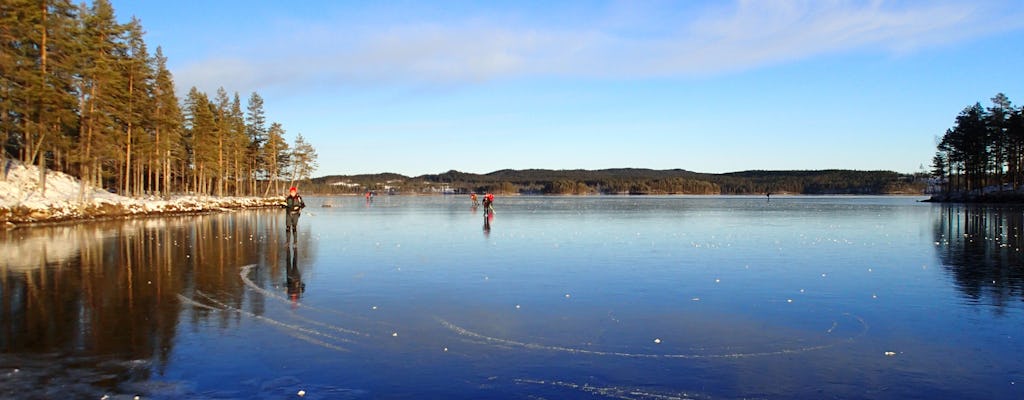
[0,210,279,397]
[934,205,1024,309]
[0,226,87,272]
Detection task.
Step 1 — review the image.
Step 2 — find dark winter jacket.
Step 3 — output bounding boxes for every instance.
[284,195,305,214]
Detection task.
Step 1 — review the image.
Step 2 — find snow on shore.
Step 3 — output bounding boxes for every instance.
[1,160,281,226]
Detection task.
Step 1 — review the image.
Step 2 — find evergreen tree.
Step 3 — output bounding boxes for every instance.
[76,0,128,192]
[0,0,23,164]
[930,95,1024,197]
[988,93,1014,190]
[183,87,216,194]
[213,87,230,196]
[0,0,33,164]
[1010,106,1024,188]
[245,92,267,194]
[262,122,288,195]
[229,92,248,195]
[17,0,79,194]
[150,46,183,196]
[120,18,153,196]
[288,133,318,185]
[931,153,948,193]
[0,0,310,197]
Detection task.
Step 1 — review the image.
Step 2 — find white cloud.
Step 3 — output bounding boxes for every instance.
[172,0,1023,93]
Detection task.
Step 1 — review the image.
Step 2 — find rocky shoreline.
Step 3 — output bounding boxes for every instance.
[1,196,283,227]
[1,161,285,227]
[923,190,1024,204]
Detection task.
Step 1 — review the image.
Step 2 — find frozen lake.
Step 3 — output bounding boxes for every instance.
[2,195,1022,399]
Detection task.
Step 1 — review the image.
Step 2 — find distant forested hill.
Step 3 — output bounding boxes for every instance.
[714,170,920,194]
[310,169,924,195]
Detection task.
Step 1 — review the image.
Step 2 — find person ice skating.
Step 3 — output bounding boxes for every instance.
[482,193,495,214]
[471,193,479,206]
[284,186,306,233]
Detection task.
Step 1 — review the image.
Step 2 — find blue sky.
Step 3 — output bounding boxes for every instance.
[108,0,1024,177]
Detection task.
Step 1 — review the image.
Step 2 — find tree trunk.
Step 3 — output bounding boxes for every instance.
[38,150,47,197]
[164,150,171,197]
[217,135,224,197]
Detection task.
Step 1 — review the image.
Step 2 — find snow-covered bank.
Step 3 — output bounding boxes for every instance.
[1,160,281,226]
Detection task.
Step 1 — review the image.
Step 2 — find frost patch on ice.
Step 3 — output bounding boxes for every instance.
[0,161,280,224]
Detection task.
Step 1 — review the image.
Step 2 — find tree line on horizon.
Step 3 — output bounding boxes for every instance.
[932,93,1024,196]
[0,0,317,198]
[310,168,922,195]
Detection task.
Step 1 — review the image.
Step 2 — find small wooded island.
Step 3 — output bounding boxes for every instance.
[926,93,1024,203]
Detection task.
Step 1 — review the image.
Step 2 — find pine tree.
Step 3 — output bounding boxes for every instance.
[938,103,990,192]
[988,93,1013,190]
[1,0,318,197]
[0,0,33,165]
[1010,106,1024,188]
[121,18,153,196]
[18,0,79,194]
[150,46,183,196]
[213,87,230,196]
[76,0,128,193]
[245,92,267,194]
[184,87,217,194]
[262,122,288,195]
[229,92,248,196]
[288,133,318,185]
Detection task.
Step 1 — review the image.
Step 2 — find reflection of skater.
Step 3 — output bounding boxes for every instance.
[482,193,494,236]
[283,186,306,234]
[285,246,304,302]
[483,210,492,235]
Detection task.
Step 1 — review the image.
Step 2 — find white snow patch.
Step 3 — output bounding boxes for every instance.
[1,160,280,225]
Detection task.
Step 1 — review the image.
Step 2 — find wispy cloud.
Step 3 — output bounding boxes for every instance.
[173,0,1023,93]
[665,0,998,75]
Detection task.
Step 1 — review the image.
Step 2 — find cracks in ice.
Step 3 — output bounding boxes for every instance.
[238,264,368,337]
[438,314,868,359]
[177,291,353,352]
[514,379,708,400]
